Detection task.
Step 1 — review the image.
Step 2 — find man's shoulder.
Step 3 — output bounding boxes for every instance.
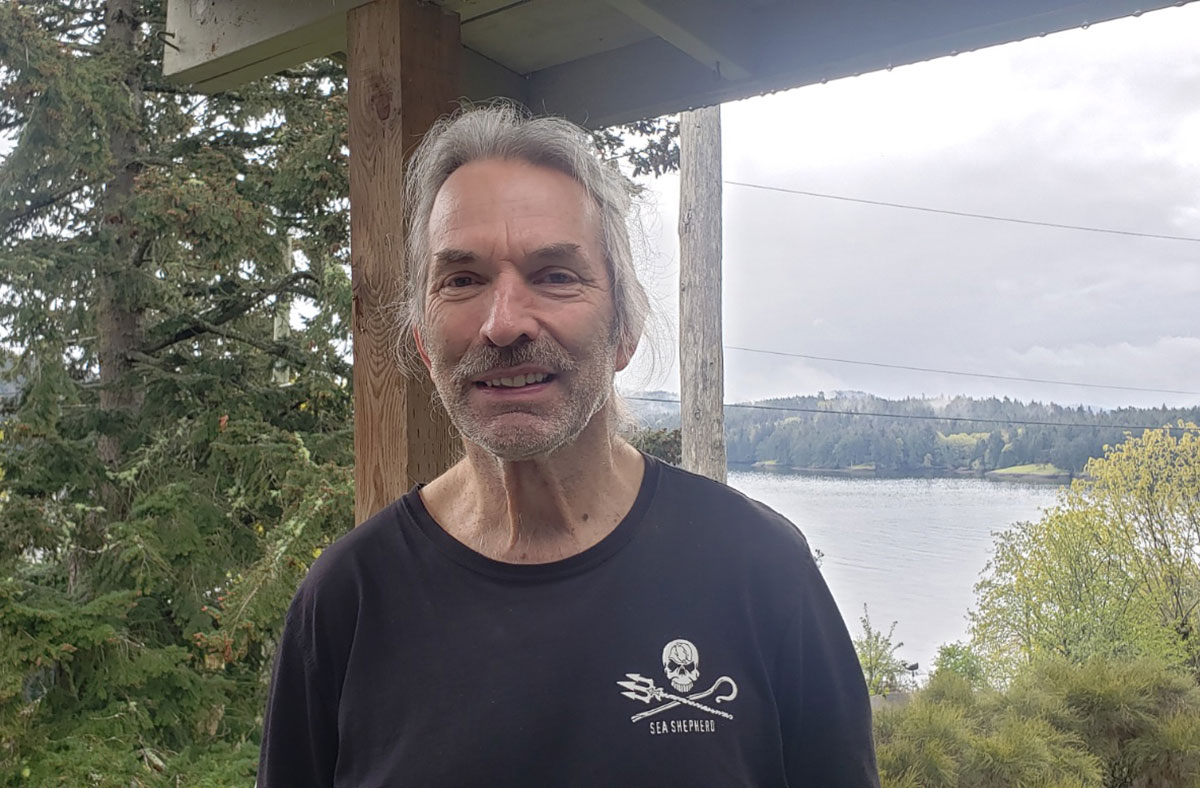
[290,497,411,611]
[651,460,817,567]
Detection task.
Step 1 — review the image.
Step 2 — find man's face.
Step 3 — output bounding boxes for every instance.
[416,158,632,461]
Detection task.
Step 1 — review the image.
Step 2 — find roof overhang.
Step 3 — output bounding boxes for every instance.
[164,0,1196,128]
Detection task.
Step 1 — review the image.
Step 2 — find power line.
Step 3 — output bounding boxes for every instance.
[626,396,1200,433]
[723,346,1200,397]
[610,142,1200,241]
[724,180,1200,243]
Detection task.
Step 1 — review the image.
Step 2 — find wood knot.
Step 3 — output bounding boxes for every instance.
[370,85,393,121]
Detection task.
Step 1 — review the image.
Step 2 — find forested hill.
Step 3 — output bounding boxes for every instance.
[628,391,1200,474]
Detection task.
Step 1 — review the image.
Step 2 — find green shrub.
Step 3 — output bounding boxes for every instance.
[855,605,915,696]
[875,657,1200,788]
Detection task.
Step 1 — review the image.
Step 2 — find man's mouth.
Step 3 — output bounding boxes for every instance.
[475,373,556,389]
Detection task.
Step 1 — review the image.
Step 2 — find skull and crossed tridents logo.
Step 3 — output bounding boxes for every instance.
[617,639,739,723]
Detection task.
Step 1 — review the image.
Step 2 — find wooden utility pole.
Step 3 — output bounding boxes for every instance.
[678,105,726,483]
[347,0,460,524]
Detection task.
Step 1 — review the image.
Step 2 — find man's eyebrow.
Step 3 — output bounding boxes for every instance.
[527,242,584,263]
[431,243,586,271]
[431,248,477,269]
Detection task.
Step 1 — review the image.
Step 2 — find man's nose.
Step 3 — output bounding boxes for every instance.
[480,272,540,348]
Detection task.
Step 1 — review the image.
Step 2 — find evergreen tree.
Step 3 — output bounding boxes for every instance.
[875,658,1200,788]
[0,5,678,783]
[0,2,356,782]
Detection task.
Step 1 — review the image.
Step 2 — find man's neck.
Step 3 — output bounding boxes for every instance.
[419,409,645,564]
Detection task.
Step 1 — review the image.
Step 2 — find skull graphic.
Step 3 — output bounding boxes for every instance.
[662,638,700,693]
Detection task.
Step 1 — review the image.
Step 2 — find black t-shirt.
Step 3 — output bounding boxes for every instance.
[258,455,879,787]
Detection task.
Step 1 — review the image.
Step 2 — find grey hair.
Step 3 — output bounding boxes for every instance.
[398,102,651,374]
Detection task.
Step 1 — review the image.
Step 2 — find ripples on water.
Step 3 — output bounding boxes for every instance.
[728,471,1061,675]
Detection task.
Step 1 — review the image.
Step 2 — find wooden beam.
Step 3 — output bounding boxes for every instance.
[678,105,726,483]
[348,0,460,524]
[458,0,651,75]
[606,0,751,81]
[163,0,373,92]
[167,0,1191,124]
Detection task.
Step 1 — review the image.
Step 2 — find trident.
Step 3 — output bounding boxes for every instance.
[617,674,738,722]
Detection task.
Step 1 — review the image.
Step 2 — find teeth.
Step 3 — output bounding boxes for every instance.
[485,373,549,388]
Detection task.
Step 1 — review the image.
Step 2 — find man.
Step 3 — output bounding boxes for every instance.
[258,104,878,787]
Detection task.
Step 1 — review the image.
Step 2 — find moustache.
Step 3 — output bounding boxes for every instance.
[450,337,578,384]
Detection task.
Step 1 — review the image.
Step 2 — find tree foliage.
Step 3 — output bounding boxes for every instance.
[0,3,680,783]
[590,116,679,177]
[971,426,1200,677]
[635,391,1200,475]
[932,641,987,689]
[629,427,681,465]
[0,2,356,783]
[854,605,914,697]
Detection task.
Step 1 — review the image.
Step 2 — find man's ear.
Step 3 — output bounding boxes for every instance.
[615,335,639,373]
[413,326,433,371]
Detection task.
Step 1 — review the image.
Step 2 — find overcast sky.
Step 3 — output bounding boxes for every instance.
[617,2,1200,412]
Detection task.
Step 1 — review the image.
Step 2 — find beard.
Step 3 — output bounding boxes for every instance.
[425,331,618,461]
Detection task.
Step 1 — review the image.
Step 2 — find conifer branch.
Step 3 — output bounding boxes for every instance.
[158,319,308,371]
[0,182,92,229]
[142,83,246,103]
[273,64,346,80]
[52,19,101,35]
[18,0,93,12]
[138,271,318,355]
[131,237,152,269]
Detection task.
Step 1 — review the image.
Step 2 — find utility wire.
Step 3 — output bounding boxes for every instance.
[615,151,1200,396]
[724,180,1200,243]
[723,346,1200,397]
[609,142,1200,241]
[626,396,1200,433]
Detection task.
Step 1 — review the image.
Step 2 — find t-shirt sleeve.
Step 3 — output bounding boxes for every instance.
[257,584,342,787]
[775,556,880,787]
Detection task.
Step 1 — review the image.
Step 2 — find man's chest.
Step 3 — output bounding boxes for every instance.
[331,573,789,788]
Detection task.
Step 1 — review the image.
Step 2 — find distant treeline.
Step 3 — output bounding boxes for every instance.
[632,392,1200,474]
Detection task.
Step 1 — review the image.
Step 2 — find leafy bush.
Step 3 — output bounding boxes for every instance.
[933,641,987,688]
[854,606,914,696]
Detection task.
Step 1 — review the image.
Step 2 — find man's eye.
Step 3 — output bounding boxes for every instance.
[540,271,576,285]
[446,275,477,288]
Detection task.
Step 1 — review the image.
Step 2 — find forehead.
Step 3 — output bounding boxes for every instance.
[427,158,601,255]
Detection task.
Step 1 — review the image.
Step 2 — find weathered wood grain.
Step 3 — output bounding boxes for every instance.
[678,105,727,483]
[348,0,460,524]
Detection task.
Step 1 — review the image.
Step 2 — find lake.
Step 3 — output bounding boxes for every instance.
[727,470,1062,675]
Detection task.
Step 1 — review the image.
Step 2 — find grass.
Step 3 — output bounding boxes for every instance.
[989,463,1068,476]
[938,431,991,447]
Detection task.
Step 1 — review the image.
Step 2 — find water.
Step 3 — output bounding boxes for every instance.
[727,470,1062,675]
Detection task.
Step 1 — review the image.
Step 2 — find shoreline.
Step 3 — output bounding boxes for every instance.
[732,462,1077,485]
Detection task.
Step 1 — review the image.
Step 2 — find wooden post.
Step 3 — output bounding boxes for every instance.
[273,234,293,386]
[678,105,726,483]
[347,0,460,524]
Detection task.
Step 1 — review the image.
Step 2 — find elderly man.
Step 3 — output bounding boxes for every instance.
[258,105,878,787]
